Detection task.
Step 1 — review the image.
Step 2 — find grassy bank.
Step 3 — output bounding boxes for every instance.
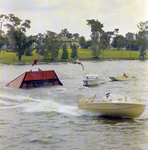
[58,49,142,60]
[0,49,145,64]
[0,51,42,65]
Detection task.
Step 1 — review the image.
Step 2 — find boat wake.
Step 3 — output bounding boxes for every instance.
[23,97,106,117]
[0,92,98,116]
[0,96,80,116]
[23,99,80,116]
[1,94,147,119]
[0,93,31,109]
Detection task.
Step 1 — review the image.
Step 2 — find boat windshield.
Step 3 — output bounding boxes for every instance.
[85,76,98,79]
[103,94,131,102]
[79,94,131,104]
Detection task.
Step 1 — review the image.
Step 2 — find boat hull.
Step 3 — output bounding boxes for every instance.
[109,76,136,81]
[83,79,105,86]
[83,79,100,86]
[77,102,146,118]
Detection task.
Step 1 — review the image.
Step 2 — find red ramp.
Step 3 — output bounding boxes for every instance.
[5,69,63,88]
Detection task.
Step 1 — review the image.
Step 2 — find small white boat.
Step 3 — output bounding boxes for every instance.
[109,76,137,81]
[77,95,146,118]
[83,74,104,86]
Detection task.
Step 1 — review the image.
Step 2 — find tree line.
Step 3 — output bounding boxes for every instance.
[0,14,148,61]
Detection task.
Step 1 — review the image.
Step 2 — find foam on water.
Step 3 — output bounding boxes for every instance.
[0,95,100,116]
[0,92,30,102]
[0,100,10,105]
[22,97,104,117]
[0,92,134,117]
[0,91,80,116]
[0,104,24,110]
[23,99,80,116]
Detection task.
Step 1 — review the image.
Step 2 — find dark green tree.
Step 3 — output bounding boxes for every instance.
[137,21,148,59]
[85,40,92,49]
[51,45,56,60]
[132,40,139,51]
[59,28,69,37]
[61,44,68,60]
[59,29,73,38]
[112,35,126,50]
[35,33,45,56]
[126,38,136,58]
[116,36,126,50]
[87,19,104,58]
[114,28,119,35]
[71,44,77,59]
[59,28,73,38]
[0,14,9,31]
[79,36,86,48]
[117,36,126,58]
[0,34,7,51]
[100,33,110,45]
[44,48,50,61]
[139,40,147,59]
[73,33,80,40]
[5,14,34,60]
[43,31,62,60]
[99,39,108,58]
[25,46,33,56]
[12,30,35,60]
[67,33,73,38]
[25,36,36,56]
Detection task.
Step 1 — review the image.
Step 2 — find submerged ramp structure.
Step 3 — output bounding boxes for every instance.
[5,69,63,88]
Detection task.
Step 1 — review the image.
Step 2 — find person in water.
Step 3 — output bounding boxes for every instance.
[123,72,128,78]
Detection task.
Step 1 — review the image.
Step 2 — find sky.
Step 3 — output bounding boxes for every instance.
[1,0,148,40]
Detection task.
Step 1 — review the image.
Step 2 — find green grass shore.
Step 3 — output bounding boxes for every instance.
[0,49,146,65]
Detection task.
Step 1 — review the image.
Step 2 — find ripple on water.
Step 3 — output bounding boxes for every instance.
[0,61,148,150]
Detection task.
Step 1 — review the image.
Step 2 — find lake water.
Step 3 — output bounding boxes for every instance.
[0,60,148,150]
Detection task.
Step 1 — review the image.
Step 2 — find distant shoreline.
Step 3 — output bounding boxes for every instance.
[0,49,146,65]
[0,58,144,65]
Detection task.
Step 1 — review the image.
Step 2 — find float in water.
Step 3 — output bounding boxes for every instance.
[5,68,63,88]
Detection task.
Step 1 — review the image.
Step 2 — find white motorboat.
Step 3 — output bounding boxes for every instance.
[109,76,137,81]
[77,95,146,118]
[83,74,104,86]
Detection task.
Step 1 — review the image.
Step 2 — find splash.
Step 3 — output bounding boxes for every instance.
[0,92,30,102]
[23,99,80,116]
[23,97,105,117]
[0,93,103,117]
